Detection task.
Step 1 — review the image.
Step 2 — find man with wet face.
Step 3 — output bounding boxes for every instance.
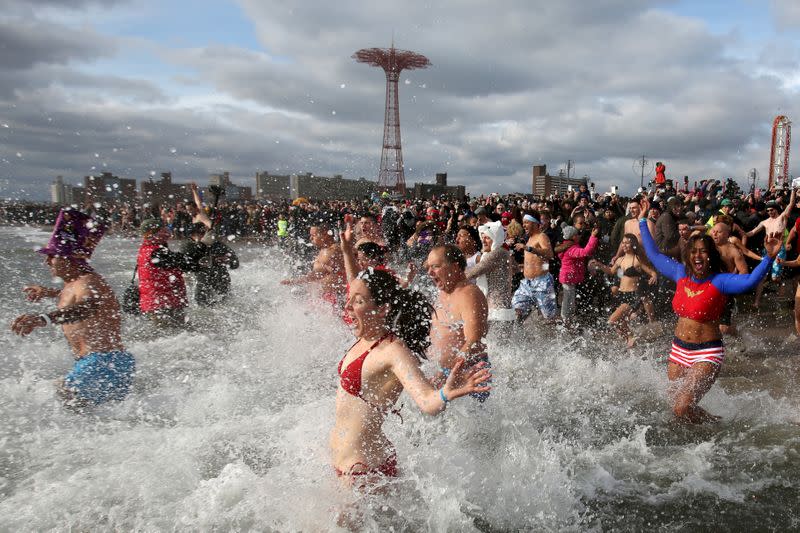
[425,245,489,400]
[281,220,345,307]
[354,212,385,247]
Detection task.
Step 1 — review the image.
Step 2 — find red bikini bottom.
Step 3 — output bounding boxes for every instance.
[334,454,398,478]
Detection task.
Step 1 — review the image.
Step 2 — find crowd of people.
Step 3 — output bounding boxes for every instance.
[9,173,800,486]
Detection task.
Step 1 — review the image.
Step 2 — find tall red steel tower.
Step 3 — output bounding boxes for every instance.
[768,115,791,189]
[353,45,431,195]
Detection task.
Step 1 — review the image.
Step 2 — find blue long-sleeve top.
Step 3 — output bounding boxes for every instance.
[639,218,773,321]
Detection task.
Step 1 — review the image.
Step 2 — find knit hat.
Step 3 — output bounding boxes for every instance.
[562,226,579,240]
[38,208,107,259]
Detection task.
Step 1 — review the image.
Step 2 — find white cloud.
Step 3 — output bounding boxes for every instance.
[2,0,800,199]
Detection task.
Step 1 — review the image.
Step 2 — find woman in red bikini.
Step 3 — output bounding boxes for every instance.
[637,198,782,423]
[330,267,491,484]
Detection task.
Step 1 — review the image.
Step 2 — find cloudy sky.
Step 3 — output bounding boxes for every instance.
[1,0,800,199]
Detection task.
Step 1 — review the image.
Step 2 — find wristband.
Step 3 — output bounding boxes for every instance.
[439,388,449,405]
[39,313,52,327]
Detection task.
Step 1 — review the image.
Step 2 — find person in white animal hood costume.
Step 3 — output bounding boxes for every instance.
[467,221,515,322]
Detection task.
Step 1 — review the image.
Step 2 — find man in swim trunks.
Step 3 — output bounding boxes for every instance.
[11,208,134,407]
[513,214,557,322]
[281,219,345,307]
[425,245,489,399]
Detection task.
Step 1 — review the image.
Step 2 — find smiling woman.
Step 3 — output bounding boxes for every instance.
[330,268,490,485]
[637,197,782,423]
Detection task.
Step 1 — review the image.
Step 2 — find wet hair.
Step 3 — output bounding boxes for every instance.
[356,242,386,262]
[457,225,481,250]
[434,244,467,271]
[682,234,724,275]
[715,214,734,227]
[622,233,640,252]
[356,268,432,358]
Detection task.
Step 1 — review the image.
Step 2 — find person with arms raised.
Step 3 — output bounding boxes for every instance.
[637,198,781,423]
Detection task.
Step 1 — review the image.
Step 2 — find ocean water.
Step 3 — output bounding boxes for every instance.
[1,225,799,531]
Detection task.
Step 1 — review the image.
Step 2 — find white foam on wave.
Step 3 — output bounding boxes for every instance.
[1,229,800,530]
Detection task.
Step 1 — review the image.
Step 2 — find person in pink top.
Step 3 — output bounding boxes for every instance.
[558,225,600,323]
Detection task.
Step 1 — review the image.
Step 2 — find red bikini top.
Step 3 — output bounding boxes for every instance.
[338,332,393,397]
[672,277,727,322]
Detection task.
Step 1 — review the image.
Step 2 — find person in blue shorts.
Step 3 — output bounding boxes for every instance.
[11,208,135,407]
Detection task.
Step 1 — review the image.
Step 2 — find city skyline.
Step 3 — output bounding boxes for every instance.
[2,0,800,200]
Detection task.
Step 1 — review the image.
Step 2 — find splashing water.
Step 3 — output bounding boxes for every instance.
[0,226,799,530]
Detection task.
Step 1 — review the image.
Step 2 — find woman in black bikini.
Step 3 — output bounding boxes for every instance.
[591,234,658,347]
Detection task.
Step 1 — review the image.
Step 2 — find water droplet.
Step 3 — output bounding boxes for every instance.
[331,110,336,115]
[149,170,156,176]
[1,124,8,128]
[170,147,177,154]
[340,83,346,89]
[94,153,99,158]
[275,140,280,144]
[404,79,411,85]
[126,125,131,130]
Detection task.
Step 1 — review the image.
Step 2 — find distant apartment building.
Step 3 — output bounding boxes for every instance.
[412,173,466,201]
[50,175,72,205]
[531,165,588,196]
[141,172,191,206]
[290,173,377,201]
[83,172,137,204]
[255,171,291,200]
[209,171,252,201]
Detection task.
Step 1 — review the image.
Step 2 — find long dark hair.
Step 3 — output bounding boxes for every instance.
[357,268,432,359]
[682,234,723,275]
[623,233,645,262]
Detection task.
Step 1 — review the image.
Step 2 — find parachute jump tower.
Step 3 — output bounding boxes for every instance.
[768,115,791,189]
[353,45,431,195]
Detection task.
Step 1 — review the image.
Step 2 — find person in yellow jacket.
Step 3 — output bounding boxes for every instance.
[277,213,289,240]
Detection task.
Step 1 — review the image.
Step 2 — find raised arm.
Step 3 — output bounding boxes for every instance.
[638,198,685,282]
[339,223,359,283]
[190,182,212,229]
[567,230,599,259]
[716,233,779,294]
[781,188,797,221]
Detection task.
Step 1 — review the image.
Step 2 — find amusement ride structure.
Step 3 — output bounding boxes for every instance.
[353,45,431,195]
[768,115,791,189]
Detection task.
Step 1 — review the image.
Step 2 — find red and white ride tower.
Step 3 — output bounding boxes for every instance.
[353,45,431,195]
[768,115,791,189]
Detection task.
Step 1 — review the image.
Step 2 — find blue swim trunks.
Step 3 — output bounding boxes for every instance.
[512,273,558,319]
[64,351,135,404]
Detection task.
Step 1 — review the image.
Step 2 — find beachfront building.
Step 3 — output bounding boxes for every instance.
[532,164,588,197]
[411,173,466,200]
[209,171,252,201]
[141,172,191,206]
[255,171,291,200]
[83,172,137,205]
[50,176,73,205]
[290,173,377,201]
